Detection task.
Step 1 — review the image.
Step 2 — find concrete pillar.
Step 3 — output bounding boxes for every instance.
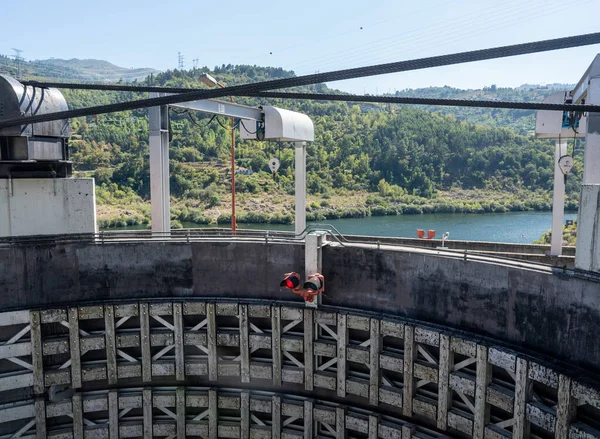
[149,92,171,233]
[576,75,600,271]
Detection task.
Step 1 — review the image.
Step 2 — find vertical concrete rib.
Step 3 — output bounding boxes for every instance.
[68,307,82,388]
[140,303,151,383]
[369,318,380,406]
[34,397,46,439]
[437,333,452,431]
[402,424,415,438]
[72,392,83,438]
[29,311,44,395]
[109,389,119,439]
[239,305,250,383]
[208,303,218,381]
[473,345,491,439]
[304,399,313,439]
[272,306,282,386]
[241,391,250,439]
[304,309,314,391]
[173,303,185,381]
[335,406,346,439]
[403,325,415,417]
[272,395,281,439]
[556,374,576,439]
[209,388,218,439]
[337,314,347,398]
[143,388,153,438]
[513,358,530,439]
[368,414,378,439]
[176,387,186,439]
[104,305,117,385]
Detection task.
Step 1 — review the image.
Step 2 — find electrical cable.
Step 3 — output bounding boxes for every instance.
[239,120,258,134]
[4,31,600,129]
[330,0,587,75]
[170,108,188,114]
[214,116,240,131]
[188,113,216,128]
[260,0,457,66]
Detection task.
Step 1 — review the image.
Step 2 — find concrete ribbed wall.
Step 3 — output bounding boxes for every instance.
[0,241,599,371]
[1,240,600,438]
[1,300,599,438]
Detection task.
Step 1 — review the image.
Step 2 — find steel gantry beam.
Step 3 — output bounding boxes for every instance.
[171,99,262,121]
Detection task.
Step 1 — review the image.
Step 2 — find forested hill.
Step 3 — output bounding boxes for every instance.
[394,83,574,135]
[53,64,582,227]
[0,55,158,82]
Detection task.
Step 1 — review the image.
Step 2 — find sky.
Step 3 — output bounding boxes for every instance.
[2,0,600,94]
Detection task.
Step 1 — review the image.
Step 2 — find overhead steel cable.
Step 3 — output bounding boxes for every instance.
[247,92,600,112]
[21,81,600,112]
[4,31,600,129]
[21,81,200,93]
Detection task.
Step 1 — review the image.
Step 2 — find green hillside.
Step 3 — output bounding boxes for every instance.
[52,64,581,228]
[394,83,574,135]
[0,55,158,82]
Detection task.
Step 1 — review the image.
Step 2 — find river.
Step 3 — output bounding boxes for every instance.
[104,211,578,244]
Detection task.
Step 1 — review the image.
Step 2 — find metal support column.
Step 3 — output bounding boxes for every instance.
[149,92,171,233]
[550,139,568,256]
[295,141,307,236]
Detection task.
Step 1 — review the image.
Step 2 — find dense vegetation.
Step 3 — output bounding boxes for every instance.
[1,60,584,229]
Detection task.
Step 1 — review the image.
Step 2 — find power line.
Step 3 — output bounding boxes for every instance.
[294,0,553,74]
[297,0,582,76]
[3,31,600,129]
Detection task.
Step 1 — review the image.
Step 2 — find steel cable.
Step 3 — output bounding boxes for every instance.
[247,91,600,112]
[4,31,600,129]
[18,84,600,112]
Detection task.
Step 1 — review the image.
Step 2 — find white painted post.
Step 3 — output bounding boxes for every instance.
[149,92,171,233]
[550,139,568,256]
[295,141,307,236]
[305,231,325,307]
[576,75,600,271]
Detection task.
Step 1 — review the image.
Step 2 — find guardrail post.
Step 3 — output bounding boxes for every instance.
[305,231,326,307]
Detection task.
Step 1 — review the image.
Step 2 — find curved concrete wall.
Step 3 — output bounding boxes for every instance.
[1,300,600,438]
[0,241,599,373]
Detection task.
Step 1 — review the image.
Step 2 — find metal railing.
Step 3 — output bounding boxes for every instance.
[0,226,598,283]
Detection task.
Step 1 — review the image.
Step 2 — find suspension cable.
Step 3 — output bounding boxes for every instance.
[3,31,600,129]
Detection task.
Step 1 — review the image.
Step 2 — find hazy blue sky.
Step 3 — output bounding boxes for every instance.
[2,0,599,93]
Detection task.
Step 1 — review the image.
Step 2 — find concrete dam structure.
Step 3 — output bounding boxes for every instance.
[1,235,600,439]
